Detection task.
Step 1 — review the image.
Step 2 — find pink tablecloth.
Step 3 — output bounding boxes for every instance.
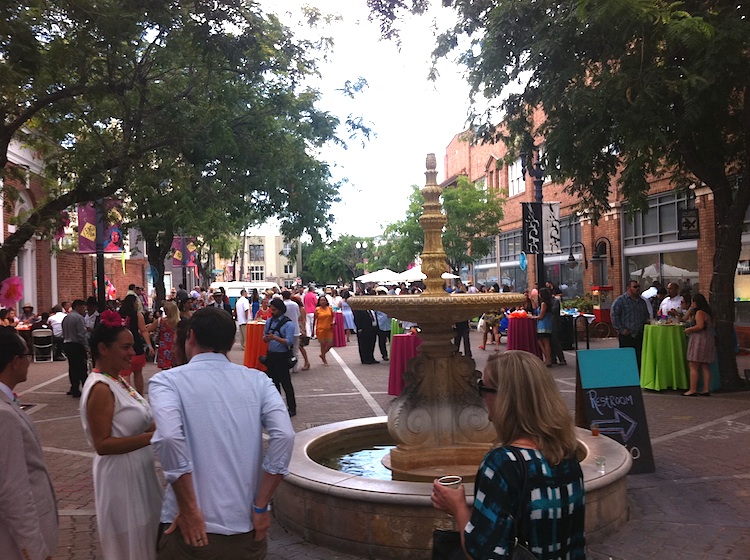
[506,317,542,358]
[388,334,422,396]
[333,312,347,347]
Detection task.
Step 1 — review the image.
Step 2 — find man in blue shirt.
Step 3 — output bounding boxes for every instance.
[263,298,297,416]
[150,307,295,559]
[611,280,650,371]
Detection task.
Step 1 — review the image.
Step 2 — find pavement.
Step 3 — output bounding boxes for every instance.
[16,330,750,560]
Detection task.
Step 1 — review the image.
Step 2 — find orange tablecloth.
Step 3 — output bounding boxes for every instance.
[333,312,347,347]
[243,322,268,372]
[506,317,542,358]
[388,334,422,396]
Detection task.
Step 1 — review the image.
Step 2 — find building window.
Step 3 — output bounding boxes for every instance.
[248,244,264,261]
[508,158,525,197]
[476,236,497,265]
[250,265,264,281]
[284,264,294,274]
[498,229,523,262]
[622,193,695,247]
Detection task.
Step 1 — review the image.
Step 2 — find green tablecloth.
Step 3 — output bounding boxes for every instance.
[640,324,689,391]
[391,318,404,336]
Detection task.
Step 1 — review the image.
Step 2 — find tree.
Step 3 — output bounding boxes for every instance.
[369,179,503,274]
[1,1,344,298]
[304,236,372,285]
[372,0,749,389]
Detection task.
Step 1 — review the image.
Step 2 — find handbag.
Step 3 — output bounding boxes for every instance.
[431,450,538,560]
[507,448,538,559]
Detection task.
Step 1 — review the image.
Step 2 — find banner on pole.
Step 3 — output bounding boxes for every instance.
[77,200,124,254]
[172,237,198,267]
[522,202,561,254]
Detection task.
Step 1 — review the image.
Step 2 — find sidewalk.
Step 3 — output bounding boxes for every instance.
[18,330,750,559]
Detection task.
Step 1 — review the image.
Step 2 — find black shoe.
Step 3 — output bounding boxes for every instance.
[289,410,297,417]
[71,392,82,398]
[382,357,389,362]
[66,390,74,395]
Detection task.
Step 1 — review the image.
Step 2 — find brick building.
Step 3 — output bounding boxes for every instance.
[442,130,731,327]
[1,140,147,313]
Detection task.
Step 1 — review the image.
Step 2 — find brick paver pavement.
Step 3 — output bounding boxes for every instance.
[15,329,750,559]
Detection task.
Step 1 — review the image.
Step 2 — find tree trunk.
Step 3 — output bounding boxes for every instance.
[710,183,746,391]
[144,227,173,308]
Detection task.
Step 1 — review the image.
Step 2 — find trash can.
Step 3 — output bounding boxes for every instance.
[560,315,575,350]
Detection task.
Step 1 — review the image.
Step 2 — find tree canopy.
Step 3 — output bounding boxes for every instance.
[0,1,349,290]
[371,0,749,387]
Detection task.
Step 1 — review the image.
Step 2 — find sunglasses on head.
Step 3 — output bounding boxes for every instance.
[476,378,497,396]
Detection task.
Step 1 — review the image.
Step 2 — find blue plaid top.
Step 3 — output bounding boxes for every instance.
[465,446,586,559]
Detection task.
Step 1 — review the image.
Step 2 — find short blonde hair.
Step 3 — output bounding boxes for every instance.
[484,351,578,465]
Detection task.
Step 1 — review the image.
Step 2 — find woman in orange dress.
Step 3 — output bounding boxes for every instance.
[313,295,335,366]
[254,297,273,321]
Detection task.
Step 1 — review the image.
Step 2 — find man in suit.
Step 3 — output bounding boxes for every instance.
[353,304,379,365]
[0,326,59,560]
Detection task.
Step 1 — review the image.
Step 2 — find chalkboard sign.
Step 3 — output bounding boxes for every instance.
[576,348,655,474]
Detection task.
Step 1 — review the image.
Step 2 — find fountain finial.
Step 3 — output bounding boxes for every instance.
[420,153,448,294]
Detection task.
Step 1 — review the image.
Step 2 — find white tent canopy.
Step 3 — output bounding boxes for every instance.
[630,264,698,280]
[355,268,401,283]
[396,265,459,282]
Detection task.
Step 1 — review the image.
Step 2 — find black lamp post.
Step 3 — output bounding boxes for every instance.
[520,146,546,287]
[567,241,588,270]
[592,236,614,266]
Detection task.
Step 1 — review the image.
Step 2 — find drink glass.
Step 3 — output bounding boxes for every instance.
[595,456,606,474]
[437,475,463,490]
[590,422,600,437]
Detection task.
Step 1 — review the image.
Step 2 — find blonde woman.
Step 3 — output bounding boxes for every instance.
[147,301,180,370]
[432,351,585,559]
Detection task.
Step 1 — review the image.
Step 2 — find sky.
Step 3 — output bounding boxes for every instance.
[256,1,475,239]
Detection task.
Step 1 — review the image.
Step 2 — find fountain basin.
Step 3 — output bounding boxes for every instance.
[275,417,632,559]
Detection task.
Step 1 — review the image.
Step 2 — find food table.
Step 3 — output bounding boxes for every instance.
[243,321,268,372]
[15,323,32,347]
[506,317,542,358]
[388,333,422,396]
[333,312,347,347]
[640,324,688,390]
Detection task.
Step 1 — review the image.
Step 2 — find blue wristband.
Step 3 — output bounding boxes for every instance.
[253,503,269,514]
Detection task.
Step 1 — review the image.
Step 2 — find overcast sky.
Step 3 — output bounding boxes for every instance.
[257,1,475,239]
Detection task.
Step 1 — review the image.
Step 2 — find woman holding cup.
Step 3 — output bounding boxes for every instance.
[431,351,585,559]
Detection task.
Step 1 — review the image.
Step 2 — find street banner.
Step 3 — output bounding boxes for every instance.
[172,237,198,267]
[522,202,561,254]
[77,200,124,254]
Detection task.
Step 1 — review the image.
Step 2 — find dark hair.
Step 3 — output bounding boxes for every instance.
[119,294,139,318]
[251,288,259,302]
[0,326,25,372]
[173,318,190,367]
[281,290,291,300]
[187,307,236,353]
[341,289,350,299]
[0,309,8,321]
[269,298,286,312]
[86,296,98,306]
[539,287,553,308]
[89,320,129,366]
[693,293,712,316]
[51,304,62,313]
[72,299,86,309]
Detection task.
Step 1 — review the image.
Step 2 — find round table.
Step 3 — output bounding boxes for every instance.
[333,312,347,347]
[640,324,688,390]
[506,317,542,358]
[391,318,404,336]
[388,334,422,396]
[243,322,268,372]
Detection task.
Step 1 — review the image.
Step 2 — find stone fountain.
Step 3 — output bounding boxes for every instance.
[274,154,632,559]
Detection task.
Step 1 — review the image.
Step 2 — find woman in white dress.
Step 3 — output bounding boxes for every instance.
[80,310,163,560]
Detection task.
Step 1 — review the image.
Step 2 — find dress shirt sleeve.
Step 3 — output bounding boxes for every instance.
[260,380,295,475]
[0,409,50,560]
[149,374,194,483]
[281,320,294,348]
[610,297,622,331]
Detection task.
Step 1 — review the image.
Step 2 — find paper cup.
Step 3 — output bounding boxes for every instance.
[437,475,463,489]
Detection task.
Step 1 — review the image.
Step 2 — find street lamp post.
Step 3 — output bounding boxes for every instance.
[521,147,546,287]
[567,241,589,270]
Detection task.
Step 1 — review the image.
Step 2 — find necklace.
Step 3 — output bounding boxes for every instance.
[93,369,147,407]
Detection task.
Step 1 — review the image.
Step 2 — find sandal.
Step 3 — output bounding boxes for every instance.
[478,345,486,350]
[699,392,711,396]
[683,392,698,397]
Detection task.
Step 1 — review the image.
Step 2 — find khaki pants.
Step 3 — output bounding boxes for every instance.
[238,323,247,349]
[158,525,267,560]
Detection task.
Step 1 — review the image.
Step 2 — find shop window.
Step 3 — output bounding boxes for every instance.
[248,244,264,261]
[626,251,698,294]
[250,265,264,281]
[623,193,694,247]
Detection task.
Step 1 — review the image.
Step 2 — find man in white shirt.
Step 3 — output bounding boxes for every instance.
[149,308,294,559]
[281,290,301,372]
[657,282,684,317]
[235,289,250,350]
[48,304,67,360]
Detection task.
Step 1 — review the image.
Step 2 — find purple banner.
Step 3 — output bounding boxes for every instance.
[172,237,198,267]
[77,200,124,254]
